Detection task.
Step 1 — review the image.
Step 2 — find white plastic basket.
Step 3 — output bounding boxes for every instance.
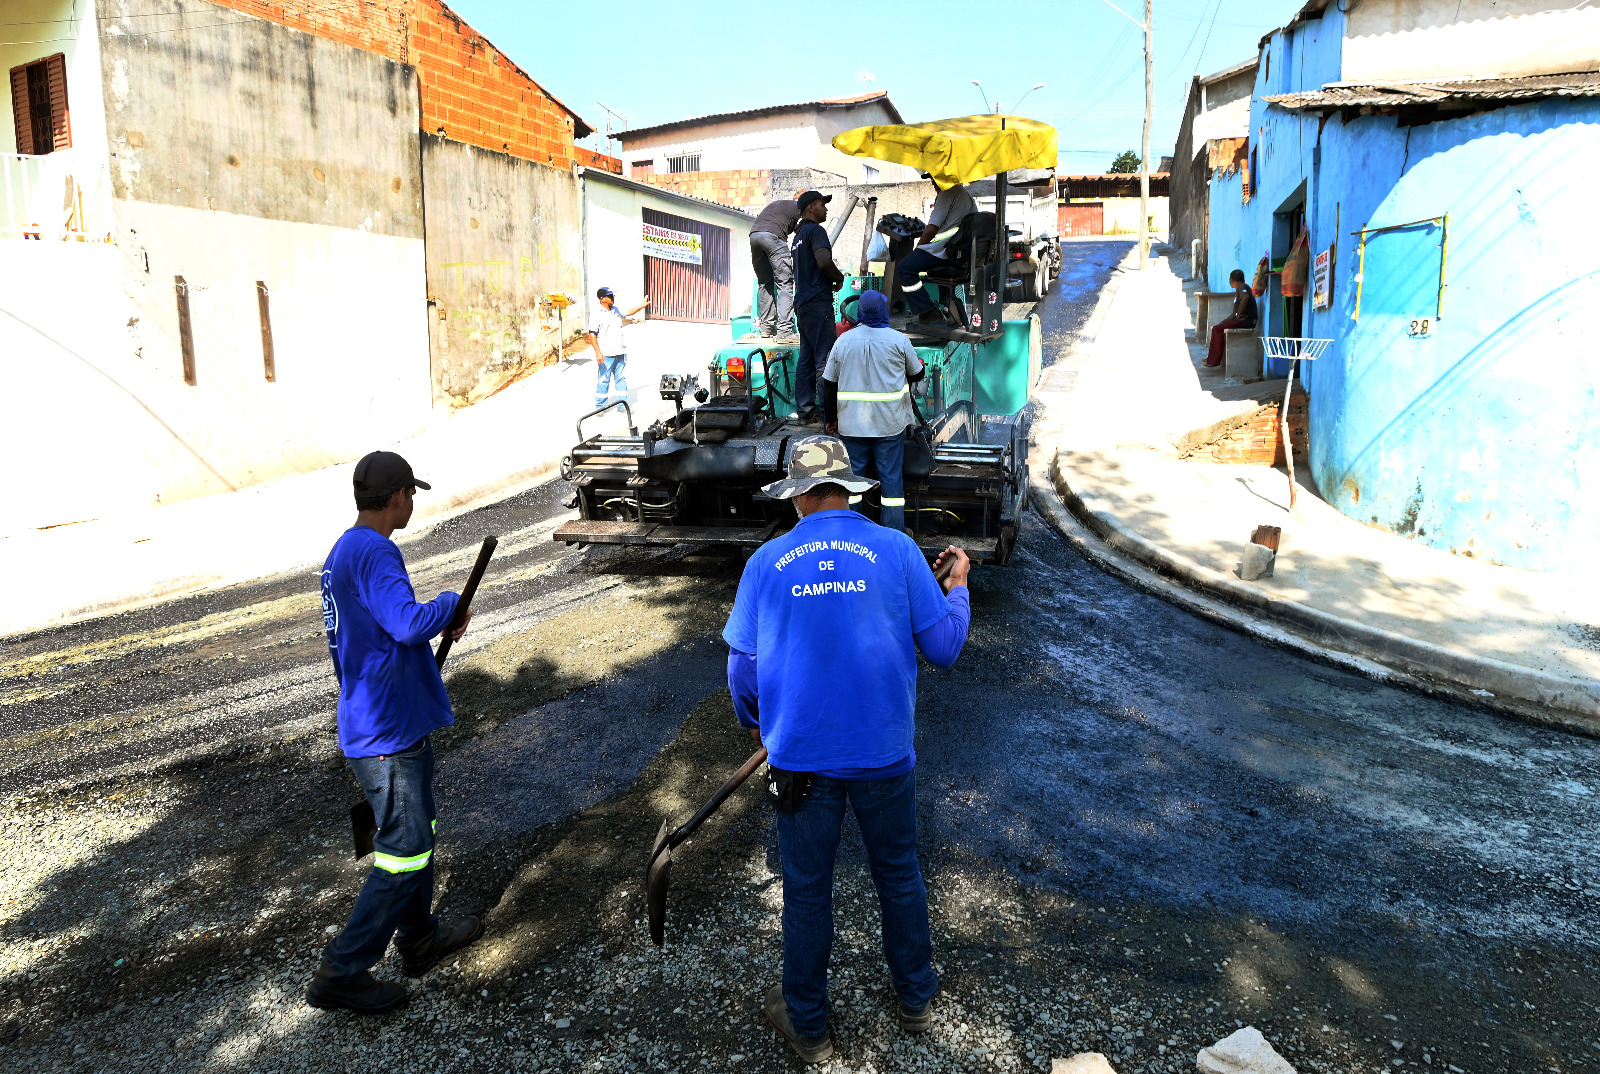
[1263,337,1333,361]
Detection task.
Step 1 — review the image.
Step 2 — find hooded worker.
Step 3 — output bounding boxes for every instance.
[821,289,925,532]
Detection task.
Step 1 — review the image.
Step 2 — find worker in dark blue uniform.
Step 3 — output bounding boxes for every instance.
[722,435,972,1063]
[307,450,484,1014]
[790,191,845,424]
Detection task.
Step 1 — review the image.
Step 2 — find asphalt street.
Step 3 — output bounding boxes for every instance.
[2,240,1598,1074]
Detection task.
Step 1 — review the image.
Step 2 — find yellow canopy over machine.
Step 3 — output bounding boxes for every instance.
[831,114,1058,187]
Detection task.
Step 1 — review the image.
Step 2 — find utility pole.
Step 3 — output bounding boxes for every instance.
[1140,0,1153,269]
[1093,0,1155,267]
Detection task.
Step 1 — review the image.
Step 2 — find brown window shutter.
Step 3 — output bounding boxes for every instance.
[8,65,32,155]
[44,53,70,150]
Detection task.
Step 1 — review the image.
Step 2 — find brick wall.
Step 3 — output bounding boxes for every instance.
[573,146,622,174]
[211,0,582,167]
[1183,390,1309,467]
[637,170,772,208]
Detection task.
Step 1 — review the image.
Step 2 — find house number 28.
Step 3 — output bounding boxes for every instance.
[1409,318,1432,337]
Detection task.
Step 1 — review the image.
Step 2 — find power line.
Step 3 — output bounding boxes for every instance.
[0,1,379,46]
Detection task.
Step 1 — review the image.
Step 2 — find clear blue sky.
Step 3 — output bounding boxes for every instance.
[450,0,1303,173]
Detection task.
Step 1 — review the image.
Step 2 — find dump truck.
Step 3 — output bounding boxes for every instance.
[969,168,1061,302]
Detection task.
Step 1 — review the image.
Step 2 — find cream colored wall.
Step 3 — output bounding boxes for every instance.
[1343,0,1600,81]
[1,204,431,531]
[581,177,755,330]
[0,0,114,236]
[620,103,920,183]
[1082,196,1170,237]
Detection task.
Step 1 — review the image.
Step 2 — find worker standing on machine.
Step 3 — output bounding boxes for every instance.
[821,289,923,532]
[722,435,972,1063]
[897,177,977,325]
[749,192,802,343]
[791,191,845,424]
[307,451,484,1014]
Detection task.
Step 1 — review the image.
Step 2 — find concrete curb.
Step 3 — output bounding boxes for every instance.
[1040,455,1600,736]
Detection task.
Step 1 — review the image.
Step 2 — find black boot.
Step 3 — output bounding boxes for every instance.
[399,915,484,978]
[305,964,408,1014]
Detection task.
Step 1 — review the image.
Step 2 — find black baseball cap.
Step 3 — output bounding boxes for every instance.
[353,450,431,492]
[796,190,832,212]
[596,285,615,299]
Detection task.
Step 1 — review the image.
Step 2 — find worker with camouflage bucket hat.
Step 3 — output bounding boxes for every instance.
[721,434,973,1062]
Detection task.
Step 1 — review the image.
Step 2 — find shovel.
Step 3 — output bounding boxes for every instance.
[645,746,768,946]
[350,535,499,859]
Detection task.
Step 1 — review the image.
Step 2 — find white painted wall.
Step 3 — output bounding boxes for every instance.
[0,201,431,532]
[581,175,754,331]
[620,103,922,184]
[1343,0,1600,82]
[0,0,114,237]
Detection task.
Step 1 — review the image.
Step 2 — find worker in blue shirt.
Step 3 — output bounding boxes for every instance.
[307,450,484,1014]
[722,435,972,1063]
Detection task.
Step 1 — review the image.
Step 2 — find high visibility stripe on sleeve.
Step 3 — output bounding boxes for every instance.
[837,385,910,402]
[881,497,905,507]
[932,225,960,244]
[373,848,432,874]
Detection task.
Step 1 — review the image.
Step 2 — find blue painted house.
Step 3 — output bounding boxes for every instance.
[1205,0,1600,571]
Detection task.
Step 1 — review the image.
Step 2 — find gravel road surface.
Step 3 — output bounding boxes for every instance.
[3,242,1598,1074]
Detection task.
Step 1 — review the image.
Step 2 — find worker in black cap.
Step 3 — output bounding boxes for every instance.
[307,450,483,1014]
[790,190,845,424]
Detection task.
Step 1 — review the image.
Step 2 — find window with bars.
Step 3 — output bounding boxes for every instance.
[666,152,701,174]
[9,53,71,155]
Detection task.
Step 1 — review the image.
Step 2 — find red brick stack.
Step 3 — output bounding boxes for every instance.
[1183,390,1310,467]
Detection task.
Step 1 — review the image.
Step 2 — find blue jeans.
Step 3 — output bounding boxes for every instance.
[596,353,628,408]
[842,433,907,532]
[794,299,834,416]
[322,737,438,979]
[776,772,938,1038]
[897,247,949,316]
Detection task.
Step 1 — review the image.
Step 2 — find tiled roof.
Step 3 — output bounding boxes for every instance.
[619,92,903,142]
[1264,70,1600,111]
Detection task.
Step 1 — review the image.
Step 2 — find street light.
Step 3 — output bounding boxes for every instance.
[1012,82,1046,114]
[970,78,992,113]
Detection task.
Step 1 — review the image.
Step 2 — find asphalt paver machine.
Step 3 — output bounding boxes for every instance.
[554,115,1056,566]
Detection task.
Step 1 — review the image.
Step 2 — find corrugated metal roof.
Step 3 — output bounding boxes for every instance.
[1060,173,1171,181]
[1264,70,1600,111]
[619,92,904,143]
[1199,56,1260,86]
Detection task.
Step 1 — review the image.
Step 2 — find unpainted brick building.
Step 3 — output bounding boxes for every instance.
[210,0,593,166]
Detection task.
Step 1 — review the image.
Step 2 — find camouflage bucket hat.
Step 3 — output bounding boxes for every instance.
[761,435,879,500]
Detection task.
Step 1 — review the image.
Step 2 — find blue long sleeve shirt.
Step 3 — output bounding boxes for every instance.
[322,526,460,758]
[726,508,972,777]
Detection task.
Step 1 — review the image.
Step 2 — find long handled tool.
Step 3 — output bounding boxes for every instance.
[645,746,767,946]
[349,535,499,859]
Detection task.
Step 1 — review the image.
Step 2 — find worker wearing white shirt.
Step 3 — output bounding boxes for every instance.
[897,180,978,324]
[586,286,649,408]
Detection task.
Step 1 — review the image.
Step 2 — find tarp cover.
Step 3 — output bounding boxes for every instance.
[832,114,1058,187]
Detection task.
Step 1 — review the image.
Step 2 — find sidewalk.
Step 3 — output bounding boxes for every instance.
[1031,246,1600,731]
[0,322,725,637]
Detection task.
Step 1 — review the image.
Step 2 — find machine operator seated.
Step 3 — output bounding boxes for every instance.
[896,176,978,326]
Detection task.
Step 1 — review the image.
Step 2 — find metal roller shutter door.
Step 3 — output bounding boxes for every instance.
[641,207,730,324]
